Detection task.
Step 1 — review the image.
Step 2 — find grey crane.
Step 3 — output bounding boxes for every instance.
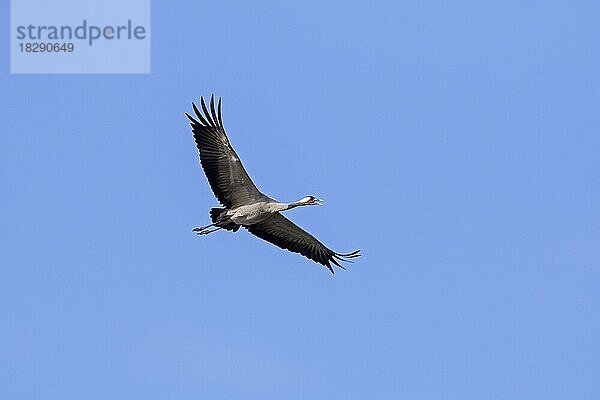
[185,95,360,273]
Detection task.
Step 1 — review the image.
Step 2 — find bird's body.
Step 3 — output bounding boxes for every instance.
[185,96,360,273]
[214,197,317,227]
[227,201,284,225]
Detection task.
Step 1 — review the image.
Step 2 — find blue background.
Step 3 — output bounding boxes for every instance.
[1,1,599,399]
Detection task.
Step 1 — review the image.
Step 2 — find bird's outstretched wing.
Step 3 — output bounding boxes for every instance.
[186,95,270,208]
[246,213,361,273]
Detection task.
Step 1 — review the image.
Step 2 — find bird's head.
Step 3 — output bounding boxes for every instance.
[298,196,323,206]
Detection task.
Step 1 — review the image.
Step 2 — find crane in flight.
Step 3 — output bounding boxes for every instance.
[185,95,360,273]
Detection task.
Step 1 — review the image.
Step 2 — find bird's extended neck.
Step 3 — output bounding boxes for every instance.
[283,196,322,210]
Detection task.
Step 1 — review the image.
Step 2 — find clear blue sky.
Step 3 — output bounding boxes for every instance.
[1,1,599,399]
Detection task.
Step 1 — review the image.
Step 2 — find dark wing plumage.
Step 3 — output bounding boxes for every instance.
[185,95,270,208]
[246,213,361,273]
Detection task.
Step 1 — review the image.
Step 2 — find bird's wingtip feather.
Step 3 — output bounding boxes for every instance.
[185,112,197,123]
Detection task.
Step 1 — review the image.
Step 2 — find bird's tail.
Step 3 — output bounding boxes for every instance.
[210,207,240,232]
[210,207,226,223]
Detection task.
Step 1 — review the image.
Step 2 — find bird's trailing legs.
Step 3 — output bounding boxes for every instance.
[192,224,222,235]
[196,227,222,235]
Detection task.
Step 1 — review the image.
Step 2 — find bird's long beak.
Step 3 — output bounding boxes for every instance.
[315,198,324,205]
